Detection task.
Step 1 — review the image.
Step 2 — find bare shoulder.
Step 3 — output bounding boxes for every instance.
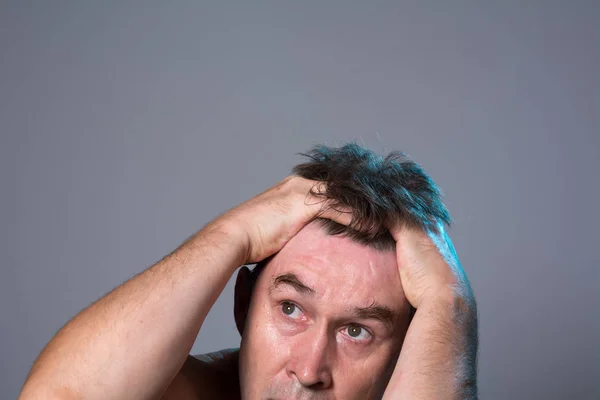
[161,349,240,400]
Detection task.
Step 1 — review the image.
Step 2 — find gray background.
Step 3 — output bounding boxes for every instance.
[2,1,598,399]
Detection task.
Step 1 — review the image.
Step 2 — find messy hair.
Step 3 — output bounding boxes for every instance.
[250,143,451,284]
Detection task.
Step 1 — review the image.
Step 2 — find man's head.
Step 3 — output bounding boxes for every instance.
[234,143,450,399]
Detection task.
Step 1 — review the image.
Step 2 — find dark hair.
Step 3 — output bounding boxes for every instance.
[249,143,451,286]
[294,143,451,248]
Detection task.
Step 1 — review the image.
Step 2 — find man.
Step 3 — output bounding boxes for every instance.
[19,143,478,399]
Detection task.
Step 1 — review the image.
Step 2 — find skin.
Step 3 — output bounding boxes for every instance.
[236,222,412,400]
[18,176,476,400]
[382,223,477,399]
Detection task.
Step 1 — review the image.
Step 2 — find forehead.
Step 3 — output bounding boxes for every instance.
[261,223,405,311]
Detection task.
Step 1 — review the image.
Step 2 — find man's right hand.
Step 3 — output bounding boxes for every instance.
[214,176,353,264]
[18,175,352,400]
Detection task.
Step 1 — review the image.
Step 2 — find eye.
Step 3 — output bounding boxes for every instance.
[345,324,371,341]
[281,301,302,319]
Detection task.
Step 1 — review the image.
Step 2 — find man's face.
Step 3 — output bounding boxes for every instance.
[237,223,411,400]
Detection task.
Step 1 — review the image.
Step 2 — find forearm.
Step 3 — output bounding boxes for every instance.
[19,221,247,400]
[383,291,478,399]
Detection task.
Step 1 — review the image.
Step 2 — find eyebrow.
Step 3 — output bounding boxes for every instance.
[269,273,316,296]
[351,302,397,328]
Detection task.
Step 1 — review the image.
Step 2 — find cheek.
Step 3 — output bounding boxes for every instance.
[335,343,400,398]
[248,301,284,346]
[241,301,290,378]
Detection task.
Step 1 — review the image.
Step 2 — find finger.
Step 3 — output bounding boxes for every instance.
[387,221,420,243]
[318,202,354,226]
[388,222,402,242]
[301,180,354,227]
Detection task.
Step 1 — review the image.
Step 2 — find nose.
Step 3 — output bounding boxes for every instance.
[287,325,333,390]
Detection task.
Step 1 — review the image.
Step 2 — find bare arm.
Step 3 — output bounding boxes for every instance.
[19,221,247,400]
[384,290,478,399]
[19,176,349,400]
[384,225,478,399]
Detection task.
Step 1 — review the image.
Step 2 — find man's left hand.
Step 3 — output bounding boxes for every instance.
[389,222,473,309]
[383,223,478,399]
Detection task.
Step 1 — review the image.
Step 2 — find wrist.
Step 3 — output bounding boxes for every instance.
[421,285,457,306]
[207,218,251,264]
[419,284,476,315]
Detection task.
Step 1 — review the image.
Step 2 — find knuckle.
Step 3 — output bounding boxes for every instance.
[282,175,299,186]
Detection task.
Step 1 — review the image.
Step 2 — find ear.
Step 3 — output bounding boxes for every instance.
[234,266,254,336]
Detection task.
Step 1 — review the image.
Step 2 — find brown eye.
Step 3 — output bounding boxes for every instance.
[346,324,371,340]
